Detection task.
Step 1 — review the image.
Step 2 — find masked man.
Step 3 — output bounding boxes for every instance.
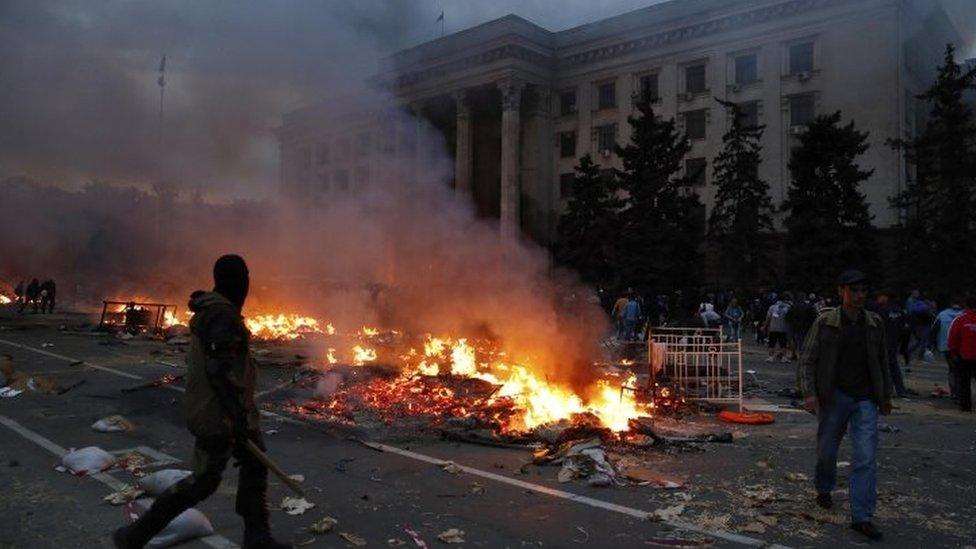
[114,255,289,549]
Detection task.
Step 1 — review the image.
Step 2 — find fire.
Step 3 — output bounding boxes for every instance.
[245,313,324,341]
[0,294,11,304]
[309,332,649,434]
[351,345,377,365]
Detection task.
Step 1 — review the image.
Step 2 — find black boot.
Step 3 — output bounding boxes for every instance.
[239,494,291,549]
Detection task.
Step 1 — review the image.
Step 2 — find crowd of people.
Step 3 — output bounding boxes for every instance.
[606,285,976,411]
[11,278,57,314]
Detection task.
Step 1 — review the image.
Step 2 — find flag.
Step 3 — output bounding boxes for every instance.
[158,55,166,73]
[436,11,444,22]
[157,75,165,87]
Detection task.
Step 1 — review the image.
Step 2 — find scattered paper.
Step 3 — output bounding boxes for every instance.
[387,539,407,547]
[104,484,145,505]
[309,516,338,533]
[91,415,135,432]
[0,387,23,398]
[281,496,316,515]
[289,474,305,483]
[339,532,367,546]
[470,482,485,495]
[440,461,462,474]
[437,528,465,544]
[785,472,809,482]
[651,503,685,521]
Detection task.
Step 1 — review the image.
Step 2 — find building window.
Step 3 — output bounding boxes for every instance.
[334,169,349,191]
[299,147,311,170]
[560,173,575,199]
[559,131,577,158]
[597,82,616,110]
[685,158,707,187]
[596,124,616,154]
[638,73,659,103]
[736,101,760,128]
[735,54,758,85]
[789,42,814,75]
[685,64,707,94]
[316,143,330,165]
[683,109,707,140]
[790,94,816,127]
[560,89,577,116]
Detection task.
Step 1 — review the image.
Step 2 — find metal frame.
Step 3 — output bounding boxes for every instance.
[99,300,175,334]
[647,326,742,410]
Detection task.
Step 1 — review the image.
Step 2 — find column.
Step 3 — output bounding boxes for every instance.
[453,89,473,193]
[498,77,524,239]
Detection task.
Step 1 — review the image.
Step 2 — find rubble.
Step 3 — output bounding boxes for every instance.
[91,415,135,432]
[281,496,316,515]
[309,516,339,533]
[436,528,465,544]
[104,484,145,505]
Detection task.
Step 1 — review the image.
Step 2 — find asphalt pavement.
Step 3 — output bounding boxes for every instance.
[0,307,973,548]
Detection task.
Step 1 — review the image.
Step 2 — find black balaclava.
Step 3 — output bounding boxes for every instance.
[213,254,249,309]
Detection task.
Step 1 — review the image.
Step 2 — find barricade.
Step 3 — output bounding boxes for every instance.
[647,326,742,410]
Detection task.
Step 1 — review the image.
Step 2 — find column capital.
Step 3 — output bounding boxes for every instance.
[453,89,471,119]
[497,78,525,112]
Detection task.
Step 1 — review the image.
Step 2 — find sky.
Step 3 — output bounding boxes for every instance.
[0,0,972,200]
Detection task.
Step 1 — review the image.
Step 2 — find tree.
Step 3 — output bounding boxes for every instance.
[614,101,704,295]
[782,112,878,289]
[555,154,622,288]
[890,44,976,295]
[707,99,776,288]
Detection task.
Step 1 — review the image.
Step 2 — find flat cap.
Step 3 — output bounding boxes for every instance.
[837,269,869,286]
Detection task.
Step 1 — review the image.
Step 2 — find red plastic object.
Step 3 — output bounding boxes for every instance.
[719,410,775,425]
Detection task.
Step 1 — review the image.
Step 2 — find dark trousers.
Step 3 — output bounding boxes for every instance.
[40,295,55,314]
[125,432,269,545]
[957,360,975,412]
[887,341,907,395]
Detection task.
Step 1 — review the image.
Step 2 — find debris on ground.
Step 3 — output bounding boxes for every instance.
[289,474,305,483]
[61,446,117,475]
[404,528,429,548]
[651,503,685,521]
[91,415,135,432]
[784,472,809,482]
[338,532,367,546]
[470,482,485,494]
[440,461,462,474]
[145,507,214,548]
[309,516,339,534]
[281,496,316,515]
[437,528,465,544]
[138,469,192,495]
[878,423,901,433]
[104,484,145,505]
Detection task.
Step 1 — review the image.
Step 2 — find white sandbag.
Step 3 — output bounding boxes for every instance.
[138,469,192,496]
[61,446,116,475]
[146,508,214,548]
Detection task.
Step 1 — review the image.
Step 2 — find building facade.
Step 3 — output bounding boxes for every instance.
[277,0,966,246]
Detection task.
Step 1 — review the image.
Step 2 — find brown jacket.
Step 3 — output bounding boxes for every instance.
[797,307,893,410]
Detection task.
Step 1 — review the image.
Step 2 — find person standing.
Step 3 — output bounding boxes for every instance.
[19,278,39,314]
[39,279,56,314]
[113,255,290,549]
[622,294,641,341]
[947,296,976,412]
[611,292,629,340]
[724,298,744,342]
[798,270,892,541]
[749,298,766,344]
[764,296,791,362]
[13,280,25,304]
[906,294,934,361]
[868,290,912,398]
[934,299,964,399]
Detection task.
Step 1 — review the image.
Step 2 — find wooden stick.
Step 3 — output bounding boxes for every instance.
[245,439,305,497]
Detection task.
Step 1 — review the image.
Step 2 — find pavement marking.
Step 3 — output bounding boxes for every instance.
[1,338,788,547]
[0,414,237,549]
[0,337,143,380]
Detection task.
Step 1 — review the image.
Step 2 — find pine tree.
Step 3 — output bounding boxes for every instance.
[782,112,878,289]
[707,99,775,288]
[890,44,976,295]
[614,101,704,295]
[555,154,622,288]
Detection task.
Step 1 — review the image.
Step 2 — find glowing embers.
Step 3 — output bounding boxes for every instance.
[0,294,12,304]
[299,333,650,435]
[244,314,333,341]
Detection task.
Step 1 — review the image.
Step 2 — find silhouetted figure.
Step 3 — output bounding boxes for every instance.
[39,279,56,314]
[19,278,39,314]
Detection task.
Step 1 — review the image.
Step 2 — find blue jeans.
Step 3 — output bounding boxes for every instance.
[815,389,879,523]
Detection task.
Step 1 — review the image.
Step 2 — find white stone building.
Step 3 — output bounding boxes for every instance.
[277,0,968,246]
